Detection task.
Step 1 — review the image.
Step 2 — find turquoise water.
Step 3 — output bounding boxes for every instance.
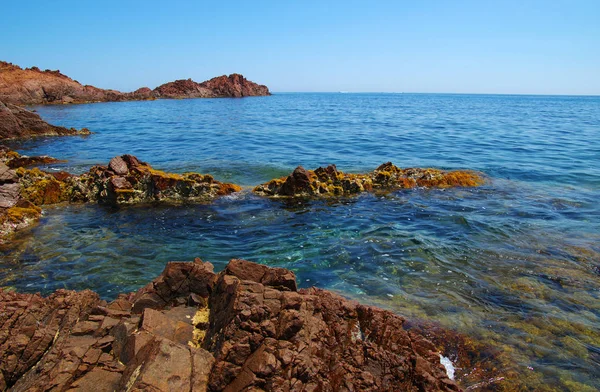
[2,93,600,390]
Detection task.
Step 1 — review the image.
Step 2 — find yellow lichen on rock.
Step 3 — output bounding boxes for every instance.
[254,162,485,198]
[189,306,210,348]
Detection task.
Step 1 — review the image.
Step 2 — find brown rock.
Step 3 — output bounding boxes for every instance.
[199,73,271,97]
[154,73,270,99]
[0,183,19,207]
[119,338,195,391]
[0,162,17,183]
[280,166,314,196]
[0,61,153,106]
[1,61,270,106]
[153,78,214,99]
[2,259,514,391]
[69,368,121,392]
[0,100,90,140]
[6,155,63,169]
[108,156,129,175]
[254,162,484,198]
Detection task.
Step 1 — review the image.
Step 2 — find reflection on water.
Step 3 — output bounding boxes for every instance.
[2,93,600,390]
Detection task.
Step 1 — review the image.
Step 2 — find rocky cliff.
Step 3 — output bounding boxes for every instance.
[0,258,464,391]
[0,61,270,105]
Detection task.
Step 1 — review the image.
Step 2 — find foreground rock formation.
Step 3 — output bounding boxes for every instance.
[0,100,90,139]
[0,61,270,106]
[0,150,241,241]
[254,162,484,197]
[0,258,463,391]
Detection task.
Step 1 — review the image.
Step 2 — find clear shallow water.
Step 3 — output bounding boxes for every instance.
[2,93,600,390]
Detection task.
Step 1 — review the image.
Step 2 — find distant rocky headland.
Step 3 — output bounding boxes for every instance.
[0,60,270,106]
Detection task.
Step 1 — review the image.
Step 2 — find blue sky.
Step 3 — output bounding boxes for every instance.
[3,1,599,94]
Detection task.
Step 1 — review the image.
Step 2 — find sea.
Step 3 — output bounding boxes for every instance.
[2,93,599,390]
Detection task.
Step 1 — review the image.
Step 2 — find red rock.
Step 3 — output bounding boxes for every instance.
[0,61,153,105]
[108,156,129,175]
[199,73,271,97]
[280,165,314,196]
[1,60,269,106]
[0,259,517,391]
[0,100,90,140]
[153,78,214,99]
[154,74,270,99]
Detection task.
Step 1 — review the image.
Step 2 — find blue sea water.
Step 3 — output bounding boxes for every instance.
[2,93,600,390]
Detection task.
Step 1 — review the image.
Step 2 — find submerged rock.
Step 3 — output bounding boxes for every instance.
[0,100,90,140]
[1,258,465,391]
[254,162,484,197]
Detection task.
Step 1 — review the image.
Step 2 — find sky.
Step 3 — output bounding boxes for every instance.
[3,1,599,95]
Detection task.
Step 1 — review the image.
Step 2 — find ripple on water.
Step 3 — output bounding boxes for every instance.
[2,94,600,390]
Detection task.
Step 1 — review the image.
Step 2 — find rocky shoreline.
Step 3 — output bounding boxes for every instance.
[0,100,90,140]
[0,70,500,390]
[0,61,270,106]
[1,258,466,391]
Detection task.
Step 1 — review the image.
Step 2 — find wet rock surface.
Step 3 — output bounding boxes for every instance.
[0,149,241,242]
[254,162,484,197]
[0,100,90,140]
[1,61,270,106]
[0,258,469,391]
[13,154,241,207]
[0,148,44,241]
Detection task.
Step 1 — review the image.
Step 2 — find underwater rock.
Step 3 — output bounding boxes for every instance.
[0,100,90,140]
[254,162,484,197]
[0,259,463,391]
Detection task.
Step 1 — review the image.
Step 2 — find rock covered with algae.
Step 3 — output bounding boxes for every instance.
[253,162,484,197]
[0,149,242,241]
[14,154,242,207]
[0,258,465,392]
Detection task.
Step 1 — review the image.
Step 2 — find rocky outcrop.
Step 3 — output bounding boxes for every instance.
[199,73,271,98]
[153,74,270,99]
[0,62,155,105]
[16,154,242,207]
[0,100,90,140]
[0,61,270,105]
[0,258,468,391]
[152,79,214,99]
[0,150,241,241]
[254,162,484,197]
